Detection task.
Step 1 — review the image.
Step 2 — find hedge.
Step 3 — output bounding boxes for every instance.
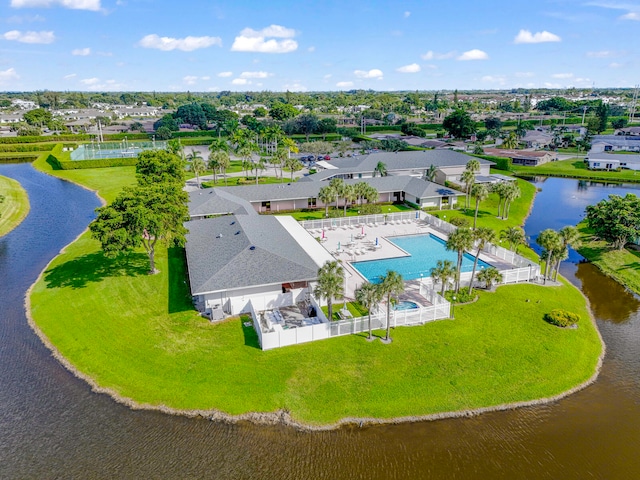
[0,154,39,163]
[0,143,56,153]
[179,138,216,146]
[103,133,150,141]
[0,134,90,144]
[472,154,513,171]
[289,134,341,142]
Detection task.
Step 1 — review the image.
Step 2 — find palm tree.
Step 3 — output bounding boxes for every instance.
[363,184,379,205]
[470,183,489,229]
[536,229,562,281]
[374,161,387,177]
[430,259,456,296]
[477,267,503,289]
[501,183,521,220]
[186,149,203,164]
[460,169,476,209]
[208,152,220,184]
[492,182,508,218]
[355,282,383,341]
[424,164,437,182]
[254,156,267,185]
[500,226,526,252]
[469,227,495,294]
[281,137,299,159]
[343,184,357,216]
[271,147,288,180]
[553,226,581,281]
[215,151,231,186]
[379,270,404,343]
[329,178,346,211]
[318,185,334,217]
[446,228,475,293]
[190,156,206,189]
[315,260,344,322]
[502,131,519,149]
[284,157,303,181]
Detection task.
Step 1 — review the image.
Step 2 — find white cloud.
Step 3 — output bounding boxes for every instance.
[239,71,271,78]
[323,74,332,79]
[421,50,455,60]
[72,47,90,56]
[609,62,623,68]
[218,71,232,77]
[336,81,354,88]
[396,63,420,73]
[457,49,488,61]
[283,83,307,92]
[0,67,19,84]
[307,46,315,52]
[80,77,99,85]
[2,29,54,43]
[354,68,383,79]
[514,29,561,44]
[620,12,640,20]
[587,50,617,58]
[481,75,506,85]
[544,82,562,88]
[231,78,249,85]
[6,14,45,23]
[552,73,573,79]
[138,34,222,52]
[11,0,101,11]
[63,73,76,79]
[515,71,534,77]
[183,75,198,85]
[404,11,411,18]
[231,24,298,53]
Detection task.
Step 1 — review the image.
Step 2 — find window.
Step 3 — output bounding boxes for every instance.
[308,197,317,208]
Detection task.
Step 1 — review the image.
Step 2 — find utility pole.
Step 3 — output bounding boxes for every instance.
[581,106,588,125]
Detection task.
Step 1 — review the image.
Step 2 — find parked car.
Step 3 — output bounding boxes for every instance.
[323,155,331,161]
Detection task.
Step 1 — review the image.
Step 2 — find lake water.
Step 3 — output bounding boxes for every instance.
[1,166,639,478]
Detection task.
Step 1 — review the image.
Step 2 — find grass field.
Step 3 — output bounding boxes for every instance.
[577,223,640,295]
[511,159,640,183]
[287,204,414,221]
[28,161,602,424]
[0,174,30,237]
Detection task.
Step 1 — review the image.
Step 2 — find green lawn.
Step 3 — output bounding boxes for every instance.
[0,174,30,237]
[201,175,296,188]
[511,158,640,183]
[28,159,602,425]
[287,204,414,221]
[577,223,640,295]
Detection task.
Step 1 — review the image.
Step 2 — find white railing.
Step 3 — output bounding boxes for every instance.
[300,211,423,231]
[255,301,451,350]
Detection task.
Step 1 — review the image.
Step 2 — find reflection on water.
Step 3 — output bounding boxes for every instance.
[1,166,640,478]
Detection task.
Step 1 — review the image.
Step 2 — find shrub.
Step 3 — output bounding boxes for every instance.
[450,217,470,228]
[544,309,580,328]
[359,204,381,215]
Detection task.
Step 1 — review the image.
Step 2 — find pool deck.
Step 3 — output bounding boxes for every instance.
[307,219,514,300]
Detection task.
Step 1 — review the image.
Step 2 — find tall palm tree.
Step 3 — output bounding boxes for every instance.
[379,270,404,343]
[460,169,476,209]
[186,149,203,164]
[500,226,526,252]
[502,183,521,219]
[271,147,288,180]
[343,184,357,216]
[355,282,383,341]
[469,227,496,294]
[492,182,508,218]
[329,178,346,211]
[315,260,344,322]
[318,185,334,217]
[215,150,231,186]
[536,229,562,281]
[446,228,475,293]
[284,157,303,181]
[190,156,206,189]
[553,226,581,281]
[430,259,456,296]
[363,184,379,205]
[208,152,220,184]
[254,156,267,185]
[281,137,299,159]
[502,131,519,149]
[424,164,437,182]
[470,183,489,229]
[374,161,387,177]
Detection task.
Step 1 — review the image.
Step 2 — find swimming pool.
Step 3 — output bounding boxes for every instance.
[393,301,419,310]
[352,234,492,283]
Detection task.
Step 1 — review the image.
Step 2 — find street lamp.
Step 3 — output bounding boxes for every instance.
[528,263,533,282]
[452,295,456,318]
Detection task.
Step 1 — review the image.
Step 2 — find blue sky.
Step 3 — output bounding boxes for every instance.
[0,0,638,92]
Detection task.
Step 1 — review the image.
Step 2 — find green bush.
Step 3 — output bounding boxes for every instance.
[359,203,381,215]
[58,157,139,169]
[544,309,580,328]
[0,134,90,144]
[450,217,470,228]
[0,143,53,152]
[472,154,513,171]
[0,154,39,163]
[104,133,150,141]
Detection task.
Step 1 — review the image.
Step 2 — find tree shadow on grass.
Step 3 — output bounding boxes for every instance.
[168,247,195,314]
[240,316,261,349]
[44,251,149,289]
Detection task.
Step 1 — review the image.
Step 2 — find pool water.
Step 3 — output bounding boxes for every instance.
[393,301,419,310]
[353,234,492,283]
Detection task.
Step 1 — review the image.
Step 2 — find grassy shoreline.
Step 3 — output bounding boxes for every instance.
[511,158,640,183]
[0,174,30,237]
[27,159,604,426]
[577,223,640,295]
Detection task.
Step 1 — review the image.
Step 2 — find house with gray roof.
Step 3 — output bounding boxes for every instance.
[185,214,333,316]
[586,152,640,171]
[189,176,465,217]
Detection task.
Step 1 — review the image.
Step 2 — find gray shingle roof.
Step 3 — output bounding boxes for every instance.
[185,215,320,295]
[188,188,257,217]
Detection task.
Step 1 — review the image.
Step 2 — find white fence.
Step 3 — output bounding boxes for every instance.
[301,211,423,231]
[254,299,451,350]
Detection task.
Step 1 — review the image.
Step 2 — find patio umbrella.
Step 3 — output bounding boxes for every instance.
[375,237,378,246]
[361,225,365,235]
[322,229,325,239]
[415,211,419,219]
[350,233,354,243]
[338,241,341,250]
